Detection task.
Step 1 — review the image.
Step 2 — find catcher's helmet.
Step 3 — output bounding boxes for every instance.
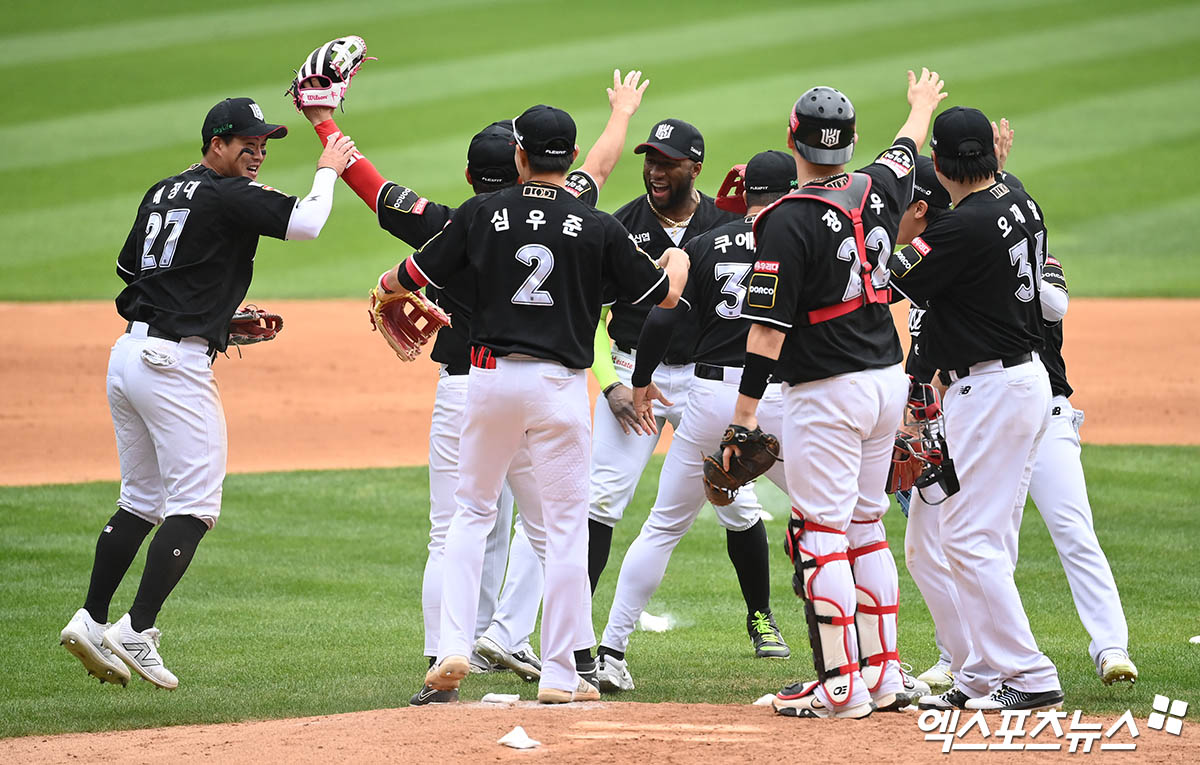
[789,87,855,165]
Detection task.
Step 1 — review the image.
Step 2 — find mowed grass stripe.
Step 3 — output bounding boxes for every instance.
[0,0,1094,174]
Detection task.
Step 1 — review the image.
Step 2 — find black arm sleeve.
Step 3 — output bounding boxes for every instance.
[630,305,685,387]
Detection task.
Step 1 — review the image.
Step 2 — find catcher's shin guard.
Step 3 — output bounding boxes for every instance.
[785,516,859,708]
[848,521,899,695]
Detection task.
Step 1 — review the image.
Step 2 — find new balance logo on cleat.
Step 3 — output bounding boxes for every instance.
[120,641,161,667]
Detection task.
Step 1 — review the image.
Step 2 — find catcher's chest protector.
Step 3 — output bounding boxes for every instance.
[762,174,891,325]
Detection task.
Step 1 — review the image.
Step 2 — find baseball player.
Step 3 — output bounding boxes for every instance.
[592,152,798,694]
[299,69,650,702]
[588,118,757,596]
[381,105,688,703]
[59,98,356,689]
[724,70,947,719]
[890,105,1063,713]
[897,156,1137,689]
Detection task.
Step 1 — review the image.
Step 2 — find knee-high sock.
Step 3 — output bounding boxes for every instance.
[587,519,614,593]
[84,509,154,624]
[726,518,771,614]
[128,515,208,632]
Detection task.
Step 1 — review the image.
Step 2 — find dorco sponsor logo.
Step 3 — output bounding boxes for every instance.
[749,285,774,295]
[754,260,780,273]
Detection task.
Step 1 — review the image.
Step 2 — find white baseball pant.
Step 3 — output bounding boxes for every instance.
[438,357,593,695]
[107,322,225,529]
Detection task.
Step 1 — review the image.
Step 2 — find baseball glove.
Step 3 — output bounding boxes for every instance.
[886,432,927,494]
[368,282,450,361]
[287,36,373,111]
[228,305,283,345]
[702,425,780,506]
[714,163,748,214]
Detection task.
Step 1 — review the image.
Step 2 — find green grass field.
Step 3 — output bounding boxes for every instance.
[1,446,1197,738]
[2,0,1199,300]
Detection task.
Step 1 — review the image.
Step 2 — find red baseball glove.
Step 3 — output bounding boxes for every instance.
[228,305,283,345]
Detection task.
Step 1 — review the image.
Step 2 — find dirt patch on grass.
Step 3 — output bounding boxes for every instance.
[2,701,1192,764]
[2,299,1197,487]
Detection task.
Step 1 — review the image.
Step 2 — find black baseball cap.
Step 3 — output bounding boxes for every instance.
[913,155,951,209]
[512,105,576,157]
[635,118,704,163]
[201,97,287,144]
[744,150,796,194]
[468,120,518,186]
[931,106,993,160]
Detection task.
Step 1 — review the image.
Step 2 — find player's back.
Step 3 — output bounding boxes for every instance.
[457,182,641,369]
[115,164,296,348]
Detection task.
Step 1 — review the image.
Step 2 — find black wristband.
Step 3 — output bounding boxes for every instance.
[602,382,622,398]
[738,352,775,400]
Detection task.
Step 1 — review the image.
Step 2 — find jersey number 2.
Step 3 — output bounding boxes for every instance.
[140,209,190,270]
[512,244,555,306]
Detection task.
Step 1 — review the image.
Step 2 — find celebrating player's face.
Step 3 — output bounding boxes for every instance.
[228,136,269,181]
[642,151,699,211]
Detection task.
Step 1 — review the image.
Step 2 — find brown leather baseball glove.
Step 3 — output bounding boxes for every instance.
[702,425,781,506]
[228,305,283,345]
[368,284,449,361]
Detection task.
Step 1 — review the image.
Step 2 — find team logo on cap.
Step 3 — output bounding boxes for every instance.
[249,102,264,121]
[820,128,841,147]
[655,123,675,140]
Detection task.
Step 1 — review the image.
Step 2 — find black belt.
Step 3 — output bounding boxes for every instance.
[695,362,781,385]
[126,321,218,359]
[444,363,469,376]
[938,352,1033,386]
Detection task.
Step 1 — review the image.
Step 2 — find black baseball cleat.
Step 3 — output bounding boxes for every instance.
[965,684,1064,712]
[409,683,459,705]
[577,658,599,691]
[918,687,970,710]
[748,610,790,658]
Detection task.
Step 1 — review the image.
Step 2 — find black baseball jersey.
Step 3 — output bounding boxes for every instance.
[407,180,667,369]
[903,305,937,384]
[680,215,759,367]
[609,192,737,363]
[740,138,917,383]
[890,176,1048,372]
[1040,254,1072,398]
[115,164,297,351]
[375,171,598,368]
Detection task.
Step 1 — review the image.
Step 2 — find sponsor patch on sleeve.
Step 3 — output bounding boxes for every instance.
[753,260,780,274]
[747,273,777,309]
[249,181,288,196]
[383,184,428,215]
[893,247,923,277]
[876,146,915,178]
[564,171,597,205]
[911,236,931,256]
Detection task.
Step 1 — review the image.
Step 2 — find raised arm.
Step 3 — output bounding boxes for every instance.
[893,68,948,150]
[578,69,650,190]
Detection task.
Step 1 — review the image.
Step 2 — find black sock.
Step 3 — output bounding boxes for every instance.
[726,518,771,615]
[574,649,594,668]
[428,656,436,669]
[128,515,208,632]
[597,645,625,662]
[587,519,614,593]
[83,509,154,624]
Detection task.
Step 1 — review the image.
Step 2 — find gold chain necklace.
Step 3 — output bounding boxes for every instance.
[647,190,699,229]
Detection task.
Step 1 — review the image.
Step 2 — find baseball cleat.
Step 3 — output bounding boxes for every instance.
[473,635,541,682]
[873,668,930,712]
[102,614,177,690]
[424,654,470,692]
[409,683,459,705]
[467,651,503,674]
[748,610,790,659]
[917,660,954,693]
[917,687,970,710]
[596,653,635,692]
[964,684,1064,713]
[60,608,130,687]
[576,658,599,693]
[538,678,600,704]
[1100,653,1138,686]
[772,681,873,719]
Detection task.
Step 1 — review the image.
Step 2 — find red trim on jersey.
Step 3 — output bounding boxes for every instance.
[313,118,386,212]
[403,258,428,288]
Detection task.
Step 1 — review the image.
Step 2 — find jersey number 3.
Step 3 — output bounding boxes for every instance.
[512,244,555,306]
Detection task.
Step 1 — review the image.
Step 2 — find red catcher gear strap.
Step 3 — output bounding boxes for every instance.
[847,540,890,563]
[752,174,891,325]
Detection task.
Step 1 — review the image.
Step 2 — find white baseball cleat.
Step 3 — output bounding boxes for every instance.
[917,660,954,692]
[538,678,600,704]
[873,667,930,711]
[60,608,130,687]
[424,654,470,692]
[772,681,874,719]
[102,614,178,690]
[596,653,635,692]
[1099,652,1138,685]
[473,635,542,682]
